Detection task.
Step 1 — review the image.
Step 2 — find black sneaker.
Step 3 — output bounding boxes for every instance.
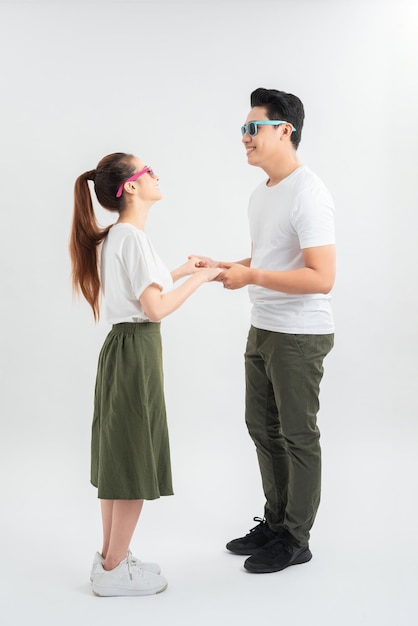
[226,517,279,555]
[243,529,312,573]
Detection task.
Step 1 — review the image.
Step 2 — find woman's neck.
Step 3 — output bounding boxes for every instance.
[116,202,152,230]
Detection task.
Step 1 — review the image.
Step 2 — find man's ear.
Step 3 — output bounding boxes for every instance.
[281,123,293,139]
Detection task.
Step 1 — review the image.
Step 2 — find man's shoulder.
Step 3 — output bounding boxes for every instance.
[296,166,329,188]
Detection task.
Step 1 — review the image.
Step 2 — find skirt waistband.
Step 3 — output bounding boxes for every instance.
[111,322,161,334]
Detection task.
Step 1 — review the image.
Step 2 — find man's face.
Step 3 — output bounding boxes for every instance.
[241,106,287,168]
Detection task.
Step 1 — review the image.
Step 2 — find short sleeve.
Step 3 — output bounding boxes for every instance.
[120,231,170,299]
[291,184,336,249]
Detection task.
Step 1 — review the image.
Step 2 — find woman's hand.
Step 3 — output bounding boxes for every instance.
[188,254,219,268]
[171,256,209,281]
[201,266,223,282]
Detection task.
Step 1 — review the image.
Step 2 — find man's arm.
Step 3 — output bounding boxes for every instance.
[232,257,252,267]
[219,244,336,294]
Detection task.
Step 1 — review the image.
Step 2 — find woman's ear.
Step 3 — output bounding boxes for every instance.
[124,181,137,196]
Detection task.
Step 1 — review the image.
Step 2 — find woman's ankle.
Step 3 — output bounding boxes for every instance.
[103,553,126,571]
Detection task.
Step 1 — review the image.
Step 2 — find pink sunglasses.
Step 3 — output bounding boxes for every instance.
[116,166,155,198]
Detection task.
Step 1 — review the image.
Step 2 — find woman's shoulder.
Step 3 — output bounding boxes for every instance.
[106,224,154,259]
[108,223,149,243]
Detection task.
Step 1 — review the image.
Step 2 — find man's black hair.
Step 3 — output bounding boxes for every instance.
[250,88,305,149]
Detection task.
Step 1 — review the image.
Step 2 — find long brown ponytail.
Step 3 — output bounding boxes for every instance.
[69,153,135,320]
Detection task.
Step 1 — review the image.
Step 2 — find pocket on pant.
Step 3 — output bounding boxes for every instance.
[290,334,309,357]
[290,333,334,359]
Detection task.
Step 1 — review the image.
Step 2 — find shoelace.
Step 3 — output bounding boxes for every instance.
[248,516,266,534]
[128,550,146,569]
[261,531,300,556]
[266,537,290,555]
[126,552,144,581]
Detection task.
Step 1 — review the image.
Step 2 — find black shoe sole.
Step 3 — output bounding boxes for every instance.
[225,544,261,556]
[243,548,313,573]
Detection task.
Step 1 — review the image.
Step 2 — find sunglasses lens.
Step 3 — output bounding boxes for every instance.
[241,123,259,136]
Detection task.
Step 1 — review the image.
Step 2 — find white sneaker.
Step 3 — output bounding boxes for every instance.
[90,550,161,581]
[92,555,168,597]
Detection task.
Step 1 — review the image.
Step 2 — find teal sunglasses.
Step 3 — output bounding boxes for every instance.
[241,120,296,137]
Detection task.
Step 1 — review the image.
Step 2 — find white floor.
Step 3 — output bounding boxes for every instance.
[2,433,417,626]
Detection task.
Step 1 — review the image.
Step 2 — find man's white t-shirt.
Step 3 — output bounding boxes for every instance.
[248,165,335,334]
[101,223,173,324]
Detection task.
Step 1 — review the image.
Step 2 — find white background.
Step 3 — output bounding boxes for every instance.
[0,0,417,624]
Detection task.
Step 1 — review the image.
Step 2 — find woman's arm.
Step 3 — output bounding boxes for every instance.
[140,267,221,322]
[170,256,205,282]
[191,255,252,268]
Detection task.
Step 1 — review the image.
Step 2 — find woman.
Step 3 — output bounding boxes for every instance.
[70,152,220,596]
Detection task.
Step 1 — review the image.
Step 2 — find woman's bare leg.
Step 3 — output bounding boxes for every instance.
[100,499,144,570]
[100,499,114,559]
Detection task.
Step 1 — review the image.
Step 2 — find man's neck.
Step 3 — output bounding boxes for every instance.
[265,155,303,186]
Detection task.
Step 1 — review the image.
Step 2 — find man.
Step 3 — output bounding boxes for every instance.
[207,88,336,573]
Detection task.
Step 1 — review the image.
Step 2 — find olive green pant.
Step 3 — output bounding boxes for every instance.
[245,326,334,545]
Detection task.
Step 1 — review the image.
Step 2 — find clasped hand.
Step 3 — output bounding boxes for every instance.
[189,256,250,290]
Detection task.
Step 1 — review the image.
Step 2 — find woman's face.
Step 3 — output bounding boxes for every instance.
[132,157,162,202]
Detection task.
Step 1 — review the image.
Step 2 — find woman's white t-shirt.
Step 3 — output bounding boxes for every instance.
[248,165,335,334]
[101,223,173,324]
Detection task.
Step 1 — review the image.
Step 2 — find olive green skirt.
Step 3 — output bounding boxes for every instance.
[91,322,173,500]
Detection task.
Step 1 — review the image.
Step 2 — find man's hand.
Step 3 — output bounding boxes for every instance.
[218,263,251,290]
